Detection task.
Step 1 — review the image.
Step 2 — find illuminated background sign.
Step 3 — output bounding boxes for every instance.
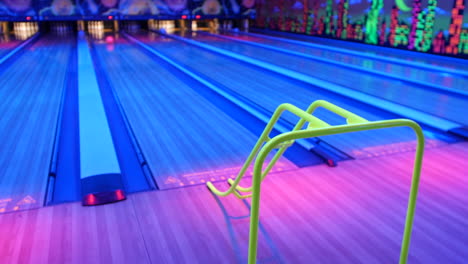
[0,0,255,19]
[255,0,467,58]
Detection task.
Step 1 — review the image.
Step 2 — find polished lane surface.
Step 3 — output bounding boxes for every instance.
[218,31,468,92]
[0,34,23,59]
[130,31,449,160]
[91,35,294,189]
[251,30,468,72]
[185,33,468,125]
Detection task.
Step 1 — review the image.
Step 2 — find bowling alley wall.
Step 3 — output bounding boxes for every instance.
[0,0,255,20]
[255,0,468,58]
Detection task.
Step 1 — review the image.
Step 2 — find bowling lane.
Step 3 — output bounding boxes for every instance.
[0,34,74,212]
[251,30,468,72]
[0,34,24,59]
[217,31,468,92]
[90,35,295,189]
[184,33,468,125]
[130,31,449,160]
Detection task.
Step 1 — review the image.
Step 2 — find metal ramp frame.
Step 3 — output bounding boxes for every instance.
[208,100,425,264]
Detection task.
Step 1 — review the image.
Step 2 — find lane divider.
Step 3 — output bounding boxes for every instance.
[45,35,80,205]
[77,32,126,205]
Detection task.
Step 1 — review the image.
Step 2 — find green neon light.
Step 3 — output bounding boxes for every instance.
[395,25,410,46]
[421,0,437,52]
[365,0,384,44]
[341,0,349,39]
[325,0,334,35]
[395,0,413,12]
[460,29,468,54]
[413,11,425,51]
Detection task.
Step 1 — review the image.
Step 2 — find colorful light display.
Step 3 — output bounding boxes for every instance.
[256,0,468,58]
[324,0,334,35]
[408,0,423,50]
[447,0,466,55]
[422,0,438,52]
[336,0,349,39]
[389,5,399,47]
[0,0,255,19]
[365,0,384,44]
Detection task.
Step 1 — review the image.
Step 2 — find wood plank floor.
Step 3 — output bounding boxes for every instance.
[0,142,466,263]
[0,35,73,212]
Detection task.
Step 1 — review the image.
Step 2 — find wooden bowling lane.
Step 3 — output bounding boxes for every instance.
[187,33,468,125]
[90,36,296,190]
[129,32,450,160]
[251,30,468,73]
[0,34,22,59]
[0,35,74,213]
[216,31,468,93]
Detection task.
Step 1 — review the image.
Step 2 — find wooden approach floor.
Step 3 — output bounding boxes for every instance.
[0,142,467,263]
